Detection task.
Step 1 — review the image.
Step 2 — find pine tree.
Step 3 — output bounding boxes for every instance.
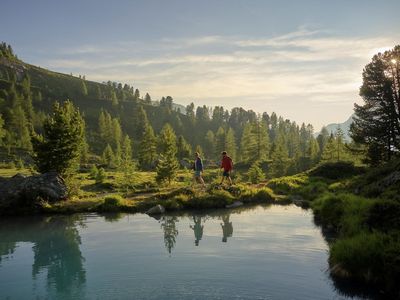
[102,144,115,168]
[9,105,32,150]
[321,134,336,162]
[215,127,226,156]
[138,123,157,170]
[204,130,216,159]
[121,134,133,166]
[80,80,88,96]
[156,124,179,184]
[144,93,152,104]
[225,127,237,161]
[335,126,347,161]
[177,135,192,160]
[31,101,85,175]
[270,134,289,177]
[247,161,265,183]
[351,45,400,164]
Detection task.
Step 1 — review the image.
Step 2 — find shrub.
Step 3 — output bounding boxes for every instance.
[309,161,364,180]
[366,200,400,232]
[100,195,125,211]
[298,180,328,201]
[330,232,400,291]
[89,165,98,179]
[95,167,106,184]
[247,161,265,184]
[267,174,307,194]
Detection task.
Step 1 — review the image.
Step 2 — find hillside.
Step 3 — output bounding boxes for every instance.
[0,43,347,176]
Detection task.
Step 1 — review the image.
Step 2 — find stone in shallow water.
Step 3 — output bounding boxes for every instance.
[226,201,243,208]
[146,204,165,215]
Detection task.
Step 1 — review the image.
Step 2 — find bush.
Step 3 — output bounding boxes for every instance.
[330,232,400,291]
[247,161,265,184]
[89,165,98,179]
[95,167,106,184]
[309,161,364,180]
[366,200,400,232]
[298,180,328,201]
[312,193,373,235]
[267,174,307,194]
[100,195,125,211]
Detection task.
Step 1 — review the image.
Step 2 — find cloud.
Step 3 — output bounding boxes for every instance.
[37,28,399,128]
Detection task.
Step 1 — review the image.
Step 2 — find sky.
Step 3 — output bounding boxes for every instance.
[1,0,399,130]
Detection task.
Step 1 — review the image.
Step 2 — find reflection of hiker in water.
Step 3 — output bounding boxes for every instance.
[221,214,233,243]
[190,216,204,246]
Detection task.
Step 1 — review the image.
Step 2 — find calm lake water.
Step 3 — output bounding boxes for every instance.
[0,205,365,300]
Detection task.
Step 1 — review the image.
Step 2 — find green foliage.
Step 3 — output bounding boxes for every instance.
[351,45,400,165]
[366,200,400,232]
[95,167,106,184]
[156,124,179,184]
[309,161,364,179]
[100,195,126,212]
[247,161,265,183]
[330,232,400,291]
[138,123,157,170]
[31,100,85,175]
[267,174,308,194]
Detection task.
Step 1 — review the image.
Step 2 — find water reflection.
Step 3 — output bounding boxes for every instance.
[190,216,204,246]
[160,216,179,254]
[0,216,86,298]
[221,214,233,243]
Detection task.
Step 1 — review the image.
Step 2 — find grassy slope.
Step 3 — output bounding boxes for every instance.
[266,161,400,297]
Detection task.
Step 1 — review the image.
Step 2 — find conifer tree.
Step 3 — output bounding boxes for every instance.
[138,123,157,169]
[270,134,289,177]
[204,130,216,159]
[102,144,115,168]
[247,161,265,183]
[215,127,226,155]
[177,135,192,160]
[156,124,179,184]
[31,101,85,175]
[321,134,336,162]
[225,127,237,161]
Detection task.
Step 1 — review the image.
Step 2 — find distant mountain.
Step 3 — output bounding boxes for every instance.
[315,114,354,141]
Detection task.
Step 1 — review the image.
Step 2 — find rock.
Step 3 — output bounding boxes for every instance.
[0,172,68,211]
[146,204,165,215]
[226,201,243,208]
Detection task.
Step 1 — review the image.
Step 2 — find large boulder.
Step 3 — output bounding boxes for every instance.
[0,172,68,212]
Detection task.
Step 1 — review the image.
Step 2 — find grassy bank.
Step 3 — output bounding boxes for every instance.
[266,161,400,297]
[0,167,288,215]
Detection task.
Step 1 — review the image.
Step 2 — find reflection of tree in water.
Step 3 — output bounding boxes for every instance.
[0,216,86,298]
[160,216,179,254]
[221,214,233,243]
[190,216,204,246]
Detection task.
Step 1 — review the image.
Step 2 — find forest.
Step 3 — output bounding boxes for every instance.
[0,42,360,183]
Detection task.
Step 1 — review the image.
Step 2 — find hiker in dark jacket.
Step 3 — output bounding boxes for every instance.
[193,152,205,188]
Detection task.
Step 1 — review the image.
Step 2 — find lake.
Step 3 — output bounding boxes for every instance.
[0,205,365,299]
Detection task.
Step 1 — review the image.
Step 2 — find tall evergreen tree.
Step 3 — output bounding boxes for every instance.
[138,123,157,170]
[31,101,85,175]
[156,124,179,184]
[350,45,400,165]
[177,135,192,160]
[204,130,216,159]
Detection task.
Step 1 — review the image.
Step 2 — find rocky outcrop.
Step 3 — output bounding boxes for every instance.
[0,172,68,212]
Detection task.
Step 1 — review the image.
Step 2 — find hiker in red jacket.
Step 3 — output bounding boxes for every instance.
[220,151,233,185]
